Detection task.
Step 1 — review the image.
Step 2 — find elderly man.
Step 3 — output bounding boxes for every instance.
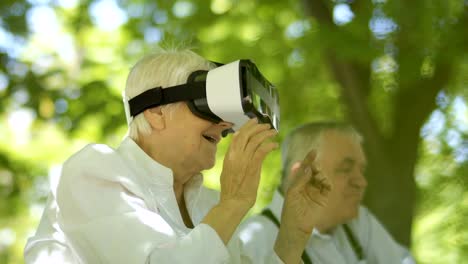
[24,50,331,264]
[238,122,415,264]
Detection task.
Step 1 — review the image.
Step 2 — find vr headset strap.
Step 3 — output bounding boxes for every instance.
[128,82,206,117]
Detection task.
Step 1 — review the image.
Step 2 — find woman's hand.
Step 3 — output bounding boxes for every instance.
[219,118,278,211]
[202,118,277,245]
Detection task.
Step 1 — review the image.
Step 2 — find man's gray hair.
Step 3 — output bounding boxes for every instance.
[124,49,216,141]
[281,122,363,184]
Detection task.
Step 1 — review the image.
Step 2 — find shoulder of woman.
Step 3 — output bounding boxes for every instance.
[61,143,134,184]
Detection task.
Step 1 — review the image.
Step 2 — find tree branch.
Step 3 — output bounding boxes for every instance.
[302,0,385,162]
[327,54,385,161]
[393,4,467,144]
[301,0,333,26]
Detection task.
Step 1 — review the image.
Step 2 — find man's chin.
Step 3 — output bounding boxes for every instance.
[350,204,359,219]
[345,204,361,220]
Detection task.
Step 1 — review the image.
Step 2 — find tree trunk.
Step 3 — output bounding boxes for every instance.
[363,141,417,246]
[328,53,418,245]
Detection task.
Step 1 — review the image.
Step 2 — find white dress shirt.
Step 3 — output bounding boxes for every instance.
[25,137,282,264]
[238,190,415,264]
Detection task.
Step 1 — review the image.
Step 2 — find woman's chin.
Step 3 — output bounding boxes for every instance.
[200,158,216,172]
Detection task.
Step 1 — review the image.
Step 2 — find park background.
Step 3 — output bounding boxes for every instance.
[0,0,466,263]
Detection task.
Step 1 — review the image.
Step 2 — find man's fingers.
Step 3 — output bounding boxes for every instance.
[300,149,330,192]
[297,150,319,181]
[301,150,317,168]
[310,174,331,194]
[288,162,313,192]
[305,182,329,207]
[318,178,332,194]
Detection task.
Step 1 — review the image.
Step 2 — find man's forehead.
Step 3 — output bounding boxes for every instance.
[320,129,360,146]
[319,130,366,162]
[340,156,367,166]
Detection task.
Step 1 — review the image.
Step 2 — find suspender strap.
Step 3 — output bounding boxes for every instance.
[343,224,364,260]
[260,209,313,264]
[301,247,313,264]
[261,209,365,262]
[260,208,280,227]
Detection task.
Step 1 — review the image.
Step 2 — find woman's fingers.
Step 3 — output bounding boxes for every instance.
[226,120,277,176]
[229,118,258,147]
[220,119,278,206]
[236,133,279,194]
[243,128,277,158]
[226,123,276,167]
[253,141,279,162]
[243,141,279,185]
[231,120,272,153]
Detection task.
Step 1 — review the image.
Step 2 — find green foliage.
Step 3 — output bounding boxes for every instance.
[0,0,466,263]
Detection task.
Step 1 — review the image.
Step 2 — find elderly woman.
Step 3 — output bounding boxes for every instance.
[25,49,329,264]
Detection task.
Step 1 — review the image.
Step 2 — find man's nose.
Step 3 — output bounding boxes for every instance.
[351,171,367,189]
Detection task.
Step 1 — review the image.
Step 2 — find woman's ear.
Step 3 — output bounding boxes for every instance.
[143,107,165,130]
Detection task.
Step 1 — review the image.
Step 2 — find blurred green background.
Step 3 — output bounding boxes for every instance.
[0,0,467,263]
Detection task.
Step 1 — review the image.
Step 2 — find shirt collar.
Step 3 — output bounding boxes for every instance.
[117,137,206,230]
[117,137,174,186]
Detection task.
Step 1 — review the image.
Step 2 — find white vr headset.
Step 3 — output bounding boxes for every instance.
[123,60,280,135]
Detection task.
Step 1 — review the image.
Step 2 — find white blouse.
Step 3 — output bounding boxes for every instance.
[25,137,280,263]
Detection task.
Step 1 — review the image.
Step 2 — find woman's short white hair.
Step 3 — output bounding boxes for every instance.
[280,122,363,188]
[124,49,216,141]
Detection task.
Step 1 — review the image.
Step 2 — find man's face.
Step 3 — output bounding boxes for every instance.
[318,130,367,225]
[161,103,231,173]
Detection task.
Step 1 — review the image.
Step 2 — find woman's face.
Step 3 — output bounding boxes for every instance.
[161,103,232,175]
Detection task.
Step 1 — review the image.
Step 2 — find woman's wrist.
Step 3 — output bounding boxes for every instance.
[217,198,251,217]
[201,200,250,245]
